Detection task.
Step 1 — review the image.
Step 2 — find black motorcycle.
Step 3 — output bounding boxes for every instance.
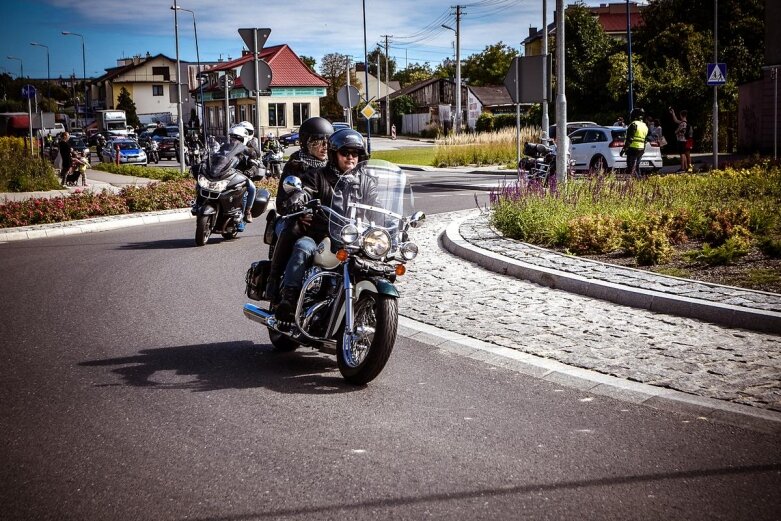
[518,141,557,184]
[191,141,268,246]
[243,160,425,384]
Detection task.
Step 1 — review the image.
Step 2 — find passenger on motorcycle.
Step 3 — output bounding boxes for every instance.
[237,121,260,157]
[274,128,372,321]
[264,117,334,303]
[227,124,258,224]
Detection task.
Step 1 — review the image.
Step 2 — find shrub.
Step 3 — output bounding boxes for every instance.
[704,205,751,246]
[758,235,781,258]
[687,234,751,266]
[91,162,187,181]
[0,137,61,192]
[561,214,621,254]
[634,229,673,266]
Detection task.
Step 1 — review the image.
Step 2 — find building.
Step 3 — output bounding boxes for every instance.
[196,44,328,138]
[523,2,644,56]
[388,77,469,134]
[92,53,200,126]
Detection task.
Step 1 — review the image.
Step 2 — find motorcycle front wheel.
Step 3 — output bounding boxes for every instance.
[337,293,398,385]
[195,214,212,246]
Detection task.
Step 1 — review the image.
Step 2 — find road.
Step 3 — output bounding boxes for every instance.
[1,180,779,520]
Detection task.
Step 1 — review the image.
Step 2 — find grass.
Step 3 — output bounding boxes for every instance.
[371,147,436,166]
[433,127,541,167]
[739,268,781,288]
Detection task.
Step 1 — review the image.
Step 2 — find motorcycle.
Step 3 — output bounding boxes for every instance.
[518,141,557,184]
[243,159,425,384]
[187,141,203,167]
[190,140,268,246]
[262,143,284,178]
[145,139,160,164]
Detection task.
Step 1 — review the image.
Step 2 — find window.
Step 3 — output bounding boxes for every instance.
[268,103,286,127]
[152,85,164,96]
[569,130,586,145]
[293,103,310,126]
[152,67,170,81]
[583,130,605,143]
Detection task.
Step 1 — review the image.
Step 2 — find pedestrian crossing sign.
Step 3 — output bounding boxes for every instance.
[707,63,727,85]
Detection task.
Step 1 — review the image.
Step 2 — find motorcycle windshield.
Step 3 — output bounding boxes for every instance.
[328,159,409,252]
[204,141,244,179]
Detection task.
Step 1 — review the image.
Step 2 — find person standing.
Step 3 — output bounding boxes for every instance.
[620,108,649,177]
[57,132,74,186]
[670,108,691,172]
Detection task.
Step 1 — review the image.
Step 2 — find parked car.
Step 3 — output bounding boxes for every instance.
[567,126,662,174]
[69,127,85,137]
[157,136,181,160]
[332,122,351,132]
[548,121,598,140]
[165,125,181,138]
[68,136,91,164]
[278,128,299,146]
[100,139,148,166]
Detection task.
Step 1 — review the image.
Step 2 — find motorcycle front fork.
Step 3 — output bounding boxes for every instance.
[341,263,359,367]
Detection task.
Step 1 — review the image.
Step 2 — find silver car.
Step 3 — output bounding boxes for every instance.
[568,126,663,174]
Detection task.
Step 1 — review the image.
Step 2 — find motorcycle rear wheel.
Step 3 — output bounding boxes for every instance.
[337,293,398,385]
[269,329,298,352]
[195,214,211,246]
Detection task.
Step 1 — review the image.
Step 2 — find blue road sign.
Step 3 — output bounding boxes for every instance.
[707,63,727,86]
[21,84,36,99]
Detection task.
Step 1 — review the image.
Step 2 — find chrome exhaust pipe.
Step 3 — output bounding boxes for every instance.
[243,303,274,326]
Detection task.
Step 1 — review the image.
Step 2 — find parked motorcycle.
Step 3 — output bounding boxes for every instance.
[518,141,557,184]
[190,141,268,246]
[243,159,425,384]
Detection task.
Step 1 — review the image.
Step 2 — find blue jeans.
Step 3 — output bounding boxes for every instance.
[282,235,316,288]
[243,178,256,216]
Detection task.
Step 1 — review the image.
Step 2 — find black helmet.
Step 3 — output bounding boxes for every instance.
[630,107,645,121]
[328,128,368,165]
[299,117,334,150]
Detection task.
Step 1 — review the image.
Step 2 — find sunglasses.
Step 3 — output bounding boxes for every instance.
[338,149,361,158]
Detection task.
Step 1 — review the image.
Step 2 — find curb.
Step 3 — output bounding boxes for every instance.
[398,316,781,434]
[442,213,781,335]
[0,209,194,242]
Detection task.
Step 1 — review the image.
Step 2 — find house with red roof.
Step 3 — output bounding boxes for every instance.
[197,44,329,137]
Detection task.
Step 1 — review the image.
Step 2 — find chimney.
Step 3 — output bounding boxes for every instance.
[529,26,538,38]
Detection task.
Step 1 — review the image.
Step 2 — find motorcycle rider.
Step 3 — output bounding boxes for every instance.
[264,117,334,303]
[225,124,257,226]
[237,121,260,157]
[274,128,373,321]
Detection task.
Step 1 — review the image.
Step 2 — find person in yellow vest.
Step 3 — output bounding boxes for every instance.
[620,107,649,177]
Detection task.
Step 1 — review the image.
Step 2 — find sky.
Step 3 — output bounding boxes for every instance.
[1,0,634,80]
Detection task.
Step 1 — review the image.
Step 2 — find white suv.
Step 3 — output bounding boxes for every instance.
[568,126,662,174]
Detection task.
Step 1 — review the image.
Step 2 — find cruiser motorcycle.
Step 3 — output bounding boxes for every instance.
[243,159,425,384]
[191,140,268,246]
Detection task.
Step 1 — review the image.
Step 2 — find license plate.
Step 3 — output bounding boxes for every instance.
[640,161,651,166]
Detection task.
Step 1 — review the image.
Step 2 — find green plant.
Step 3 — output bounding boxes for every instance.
[0,137,61,192]
[562,214,621,254]
[91,162,187,181]
[757,235,781,258]
[686,234,751,266]
[704,205,751,246]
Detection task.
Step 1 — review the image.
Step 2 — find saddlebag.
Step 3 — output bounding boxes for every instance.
[263,209,277,245]
[245,260,271,301]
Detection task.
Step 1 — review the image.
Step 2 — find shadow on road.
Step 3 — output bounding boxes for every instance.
[117,238,210,250]
[79,341,360,395]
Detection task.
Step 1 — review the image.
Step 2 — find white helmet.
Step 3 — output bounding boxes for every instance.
[229,124,250,145]
[238,121,254,137]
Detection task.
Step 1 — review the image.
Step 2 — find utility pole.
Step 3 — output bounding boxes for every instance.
[173,0,185,173]
[345,56,352,126]
[541,0,549,133]
[712,0,719,169]
[555,0,567,184]
[454,5,463,133]
[381,34,392,135]
[626,0,634,114]
[362,0,371,153]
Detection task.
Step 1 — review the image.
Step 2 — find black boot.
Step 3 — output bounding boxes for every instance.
[275,286,301,322]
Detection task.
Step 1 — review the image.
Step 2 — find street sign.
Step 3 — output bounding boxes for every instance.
[240,60,272,93]
[337,85,361,108]
[503,55,552,104]
[238,28,271,52]
[360,104,376,119]
[21,84,36,100]
[707,63,727,86]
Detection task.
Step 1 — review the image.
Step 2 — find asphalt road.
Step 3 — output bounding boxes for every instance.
[1,187,780,520]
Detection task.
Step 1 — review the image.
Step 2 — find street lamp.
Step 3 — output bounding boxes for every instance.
[171,5,206,142]
[30,42,50,100]
[7,55,23,79]
[62,31,87,128]
[171,0,185,173]
[442,21,461,133]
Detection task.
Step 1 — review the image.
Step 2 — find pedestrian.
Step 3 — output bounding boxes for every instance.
[652,118,666,150]
[620,107,649,177]
[669,107,691,172]
[613,116,625,127]
[57,132,74,186]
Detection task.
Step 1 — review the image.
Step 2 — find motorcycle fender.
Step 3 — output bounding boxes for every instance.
[200,204,218,216]
[331,279,399,335]
[314,238,340,270]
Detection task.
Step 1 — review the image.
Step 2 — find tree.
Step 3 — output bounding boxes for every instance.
[300,55,316,72]
[393,62,434,88]
[319,53,363,121]
[461,42,518,86]
[367,46,397,79]
[116,87,141,128]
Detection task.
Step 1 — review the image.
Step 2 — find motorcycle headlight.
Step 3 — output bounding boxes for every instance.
[340,224,359,244]
[197,175,229,192]
[400,242,419,261]
[362,228,391,259]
